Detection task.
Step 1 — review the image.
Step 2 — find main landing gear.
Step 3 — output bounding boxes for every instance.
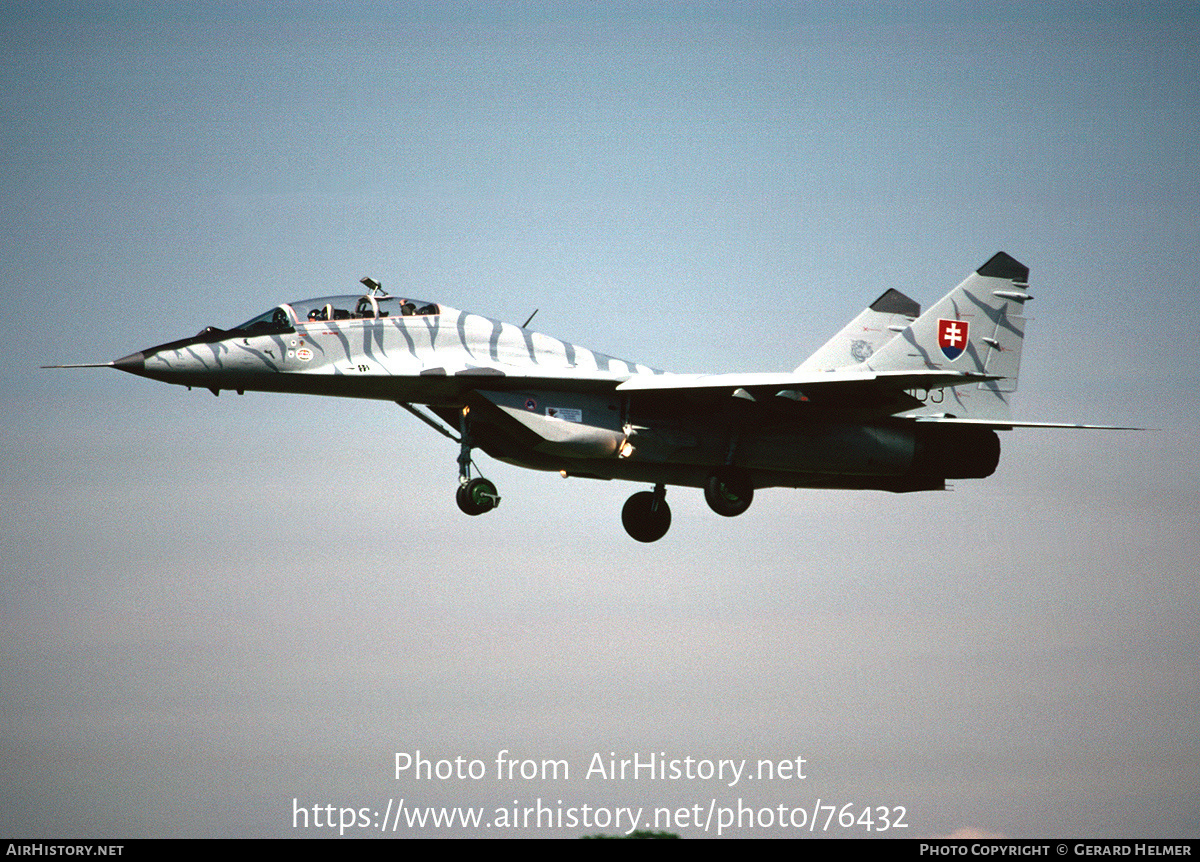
[455,406,500,516]
[620,470,754,542]
[622,484,671,543]
[704,468,754,517]
[624,468,753,542]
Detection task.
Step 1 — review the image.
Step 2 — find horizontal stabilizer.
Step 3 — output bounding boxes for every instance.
[908,415,1144,430]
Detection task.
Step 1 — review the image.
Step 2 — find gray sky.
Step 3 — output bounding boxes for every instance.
[2,1,1197,838]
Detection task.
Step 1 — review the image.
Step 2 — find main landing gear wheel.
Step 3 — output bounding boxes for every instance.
[704,469,753,517]
[622,487,671,543]
[456,477,499,516]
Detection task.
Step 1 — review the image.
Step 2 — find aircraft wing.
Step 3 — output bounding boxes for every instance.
[614,368,1001,397]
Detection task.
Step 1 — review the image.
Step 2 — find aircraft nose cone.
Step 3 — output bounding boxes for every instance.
[113,351,146,375]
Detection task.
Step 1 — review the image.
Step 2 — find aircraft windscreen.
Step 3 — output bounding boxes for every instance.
[231,306,293,334]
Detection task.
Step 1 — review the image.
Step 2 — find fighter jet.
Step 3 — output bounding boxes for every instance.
[47,252,1133,541]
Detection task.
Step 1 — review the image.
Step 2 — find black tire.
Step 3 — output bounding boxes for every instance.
[456,477,499,515]
[704,470,753,517]
[621,491,671,542]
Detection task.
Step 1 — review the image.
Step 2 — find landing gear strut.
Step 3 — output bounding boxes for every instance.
[622,484,671,543]
[455,406,499,516]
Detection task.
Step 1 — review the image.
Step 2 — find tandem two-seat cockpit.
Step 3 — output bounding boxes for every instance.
[214,286,509,521]
[229,291,441,337]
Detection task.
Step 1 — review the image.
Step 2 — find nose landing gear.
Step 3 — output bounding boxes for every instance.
[455,405,499,516]
[457,476,500,516]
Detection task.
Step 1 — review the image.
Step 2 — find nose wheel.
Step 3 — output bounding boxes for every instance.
[622,484,671,542]
[457,476,499,516]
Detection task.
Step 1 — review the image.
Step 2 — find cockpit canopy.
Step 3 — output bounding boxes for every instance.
[231,294,440,334]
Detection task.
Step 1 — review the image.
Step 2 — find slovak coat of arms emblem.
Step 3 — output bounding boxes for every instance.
[937,318,969,361]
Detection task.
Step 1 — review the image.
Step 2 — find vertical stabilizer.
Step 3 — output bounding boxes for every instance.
[796,288,920,372]
[866,252,1031,420]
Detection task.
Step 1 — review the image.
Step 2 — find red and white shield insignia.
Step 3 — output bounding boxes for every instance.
[937,318,969,361]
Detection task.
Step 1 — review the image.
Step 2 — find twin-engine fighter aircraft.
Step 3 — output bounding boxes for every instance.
[48,252,1131,541]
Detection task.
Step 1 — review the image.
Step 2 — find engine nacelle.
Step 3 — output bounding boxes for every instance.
[911,425,1001,479]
